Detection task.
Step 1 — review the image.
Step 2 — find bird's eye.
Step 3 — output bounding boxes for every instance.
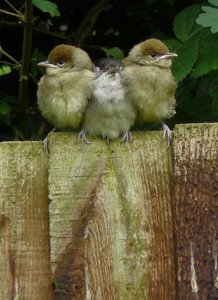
[150,53,156,58]
[57,60,65,66]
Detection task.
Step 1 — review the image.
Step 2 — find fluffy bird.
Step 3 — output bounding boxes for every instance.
[122,38,178,145]
[37,44,95,145]
[81,57,136,144]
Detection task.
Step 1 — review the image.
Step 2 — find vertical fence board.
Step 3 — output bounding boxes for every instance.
[0,142,53,300]
[84,132,176,299]
[48,132,176,299]
[0,144,15,300]
[48,133,109,299]
[174,124,218,299]
[111,132,176,299]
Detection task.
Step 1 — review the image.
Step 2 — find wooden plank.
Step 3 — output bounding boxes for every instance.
[0,143,15,299]
[174,123,218,299]
[48,133,109,299]
[0,142,53,299]
[48,132,176,299]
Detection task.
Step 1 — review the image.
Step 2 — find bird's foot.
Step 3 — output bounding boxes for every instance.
[78,131,90,150]
[43,127,56,155]
[102,134,110,145]
[121,130,132,145]
[162,123,172,147]
[43,136,49,155]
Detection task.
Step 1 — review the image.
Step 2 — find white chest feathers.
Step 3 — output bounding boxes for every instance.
[93,72,125,105]
[82,71,136,139]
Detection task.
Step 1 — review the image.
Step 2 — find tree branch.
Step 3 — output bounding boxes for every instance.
[73,0,111,47]
[18,0,33,138]
[4,0,21,14]
[0,47,21,65]
[0,9,21,18]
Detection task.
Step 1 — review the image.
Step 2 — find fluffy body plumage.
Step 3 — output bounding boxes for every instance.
[122,38,177,141]
[82,59,136,141]
[37,45,95,129]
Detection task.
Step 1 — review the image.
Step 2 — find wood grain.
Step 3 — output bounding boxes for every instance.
[48,132,176,299]
[48,133,109,299]
[1,125,218,298]
[174,124,218,299]
[0,142,53,299]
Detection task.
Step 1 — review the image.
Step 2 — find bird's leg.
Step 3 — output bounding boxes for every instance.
[120,130,132,145]
[101,134,110,145]
[162,122,172,147]
[43,127,56,155]
[78,130,90,151]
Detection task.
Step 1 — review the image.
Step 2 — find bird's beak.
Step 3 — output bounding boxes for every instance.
[156,52,178,61]
[37,60,58,68]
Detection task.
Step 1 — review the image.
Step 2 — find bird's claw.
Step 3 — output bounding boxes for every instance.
[120,130,132,146]
[162,123,172,147]
[78,131,90,150]
[42,127,56,155]
[43,136,49,155]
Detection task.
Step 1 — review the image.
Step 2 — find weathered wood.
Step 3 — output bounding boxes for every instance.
[174,124,218,299]
[0,124,217,299]
[48,133,109,299]
[0,142,53,299]
[48,132,176,299]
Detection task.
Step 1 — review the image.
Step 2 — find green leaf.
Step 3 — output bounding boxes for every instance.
[173,4,203,42]
[176,76,216,122]
[164,39,182,53]
[198,71,218,116]
[196,6,218,33]
[195,71,218,97]
[168,39,199,82]
[0,102,11,115]
[32,0,60,17]
[192,33,218,77]
[0,64,11,76]
[208,0,218,7]
[101,47,124,60]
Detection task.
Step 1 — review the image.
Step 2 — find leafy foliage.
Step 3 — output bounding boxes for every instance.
[165,39,198,82]
[0,0,218,141]
[165,2,218,121]
[173,4,203,42]
[32,0,60,17]
[101,47,124,60]
[0,102,11,124]
[192,33,218,77]
[0,64,11,76]
[196,0,218,33]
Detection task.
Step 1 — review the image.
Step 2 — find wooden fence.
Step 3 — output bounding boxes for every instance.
[0,123,217,300]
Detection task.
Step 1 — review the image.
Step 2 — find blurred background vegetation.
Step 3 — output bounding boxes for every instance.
[0,0,218,140]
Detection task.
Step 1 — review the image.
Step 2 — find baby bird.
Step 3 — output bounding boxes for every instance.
[37,44,95,146]
[81,57,136,144]
[122,38,177,145]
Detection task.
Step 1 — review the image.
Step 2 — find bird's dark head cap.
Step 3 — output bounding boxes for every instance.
[140,38,169,56]
[47,44,75,65]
